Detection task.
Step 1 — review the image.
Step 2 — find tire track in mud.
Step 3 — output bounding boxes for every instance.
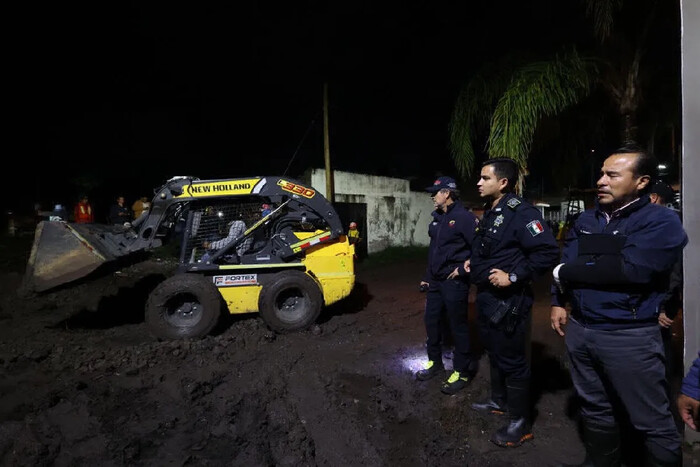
[4,255,677,465]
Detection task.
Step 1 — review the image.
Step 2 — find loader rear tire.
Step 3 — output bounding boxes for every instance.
[259,270,322,333]
[145,274,223,340]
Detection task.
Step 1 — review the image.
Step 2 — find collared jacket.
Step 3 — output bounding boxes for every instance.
[423,201,478,282]
[552,196,688,330]
[470,193,559,289]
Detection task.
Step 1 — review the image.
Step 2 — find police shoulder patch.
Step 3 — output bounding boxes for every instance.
[526,220,544,236]
[507,198,521,209]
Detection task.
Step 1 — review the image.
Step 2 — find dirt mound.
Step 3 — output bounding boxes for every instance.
[0,255,697,466]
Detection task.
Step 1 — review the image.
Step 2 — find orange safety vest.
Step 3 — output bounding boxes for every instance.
[74,201,94,223]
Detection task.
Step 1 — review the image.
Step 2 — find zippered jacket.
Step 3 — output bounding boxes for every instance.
[423,202,478,282]
[552,196,688,329]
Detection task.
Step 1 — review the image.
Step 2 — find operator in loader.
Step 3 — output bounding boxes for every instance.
[200,204,273,263]
[201,214,253,263]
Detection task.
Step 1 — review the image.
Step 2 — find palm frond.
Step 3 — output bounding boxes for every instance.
[585,0,623,42]
[487,50,598,171]
[448,60,519,177]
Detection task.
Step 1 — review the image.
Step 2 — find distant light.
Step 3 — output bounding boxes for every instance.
[658,164,667,170]
[590,149,595,153]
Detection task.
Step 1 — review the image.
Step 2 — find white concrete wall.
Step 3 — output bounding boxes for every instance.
[307,169,433,254]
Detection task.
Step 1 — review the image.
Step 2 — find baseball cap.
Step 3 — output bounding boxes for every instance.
[426,176,458,193]
[650,180,675,203]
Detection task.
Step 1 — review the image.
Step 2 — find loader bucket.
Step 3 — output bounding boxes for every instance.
[22,221,135,293]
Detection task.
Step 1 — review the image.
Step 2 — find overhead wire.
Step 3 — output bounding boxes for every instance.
[282,111,320,177]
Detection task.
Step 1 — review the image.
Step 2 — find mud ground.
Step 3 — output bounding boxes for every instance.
[0,240,698,466]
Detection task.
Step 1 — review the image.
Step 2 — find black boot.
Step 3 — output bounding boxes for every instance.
[415,360,444,381]
[472,361,507,415]
[490,377,533,448]
[558,422,620,467]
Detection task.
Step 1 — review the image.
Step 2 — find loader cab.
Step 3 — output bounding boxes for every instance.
[180,198,272,265]
[177,195,330,267]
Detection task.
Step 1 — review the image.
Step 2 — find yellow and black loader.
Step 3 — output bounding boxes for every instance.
[22,176,356,339]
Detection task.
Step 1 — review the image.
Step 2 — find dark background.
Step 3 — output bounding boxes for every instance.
[7,1,677,219]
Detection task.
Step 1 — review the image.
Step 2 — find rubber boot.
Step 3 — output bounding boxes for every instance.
[490,377,533,448]
[558,422,620,467]
[471,361,507,415]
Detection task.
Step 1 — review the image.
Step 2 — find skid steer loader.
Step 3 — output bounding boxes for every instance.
[22,176,356,339]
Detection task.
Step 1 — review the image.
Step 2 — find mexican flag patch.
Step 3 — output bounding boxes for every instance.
[526,220,544,236]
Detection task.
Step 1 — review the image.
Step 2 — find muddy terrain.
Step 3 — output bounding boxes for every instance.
[0,240,698,466]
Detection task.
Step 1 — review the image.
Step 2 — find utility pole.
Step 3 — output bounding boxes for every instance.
[323,82,335,202]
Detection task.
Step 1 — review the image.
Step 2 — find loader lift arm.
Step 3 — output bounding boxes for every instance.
[22,176,342,293]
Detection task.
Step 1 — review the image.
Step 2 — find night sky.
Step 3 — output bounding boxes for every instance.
[10,1,665,217]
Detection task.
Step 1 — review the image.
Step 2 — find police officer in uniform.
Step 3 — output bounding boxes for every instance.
[551,147,687,465]
[468,158,559,447]
[415,176,480,395]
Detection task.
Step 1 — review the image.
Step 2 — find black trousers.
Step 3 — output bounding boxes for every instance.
[475,288,533,380]
[424,278,475,374]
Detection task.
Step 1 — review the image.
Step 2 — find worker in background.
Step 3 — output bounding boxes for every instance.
[108,196,131,225]
[649,179,684,423]
[50,204,68,222]
[348,221,361,245]
[73,195,94,224]
[132,196,151,220]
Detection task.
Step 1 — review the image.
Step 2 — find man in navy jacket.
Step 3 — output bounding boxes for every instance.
[551,146,688,466]
[416,176,479,396]
[468,158,559,448]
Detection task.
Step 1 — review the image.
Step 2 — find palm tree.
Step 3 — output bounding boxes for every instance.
[449,0,678,186]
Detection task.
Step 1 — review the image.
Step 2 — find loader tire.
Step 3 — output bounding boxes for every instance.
[259,270,323,333]
[145,274,223,340]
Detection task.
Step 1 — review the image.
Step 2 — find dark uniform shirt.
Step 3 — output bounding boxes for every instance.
[423,202,478,282]
[471,193,559,288]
